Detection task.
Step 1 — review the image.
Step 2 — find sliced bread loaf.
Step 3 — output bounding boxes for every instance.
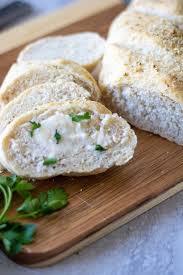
[99,44,183,145]
[0,80,98,135]
[0,60,101,105]
[100,0,183,146]
[0,100,137,179]
[17,32,106,72]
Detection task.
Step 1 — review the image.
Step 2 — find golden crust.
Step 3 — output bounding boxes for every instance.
[0,60,101,105]
[99,44,183,104]
[108,11,183,58]
[0,80,100,136]
[104,6,183,106]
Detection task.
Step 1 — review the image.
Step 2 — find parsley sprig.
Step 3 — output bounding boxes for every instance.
[17,188,68,219]
[0,176,35,254]
[0,175,68,255]
[69,112,91,122]
[0,222,36,255]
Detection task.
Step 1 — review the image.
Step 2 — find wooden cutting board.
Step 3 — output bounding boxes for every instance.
[1,0,183,268]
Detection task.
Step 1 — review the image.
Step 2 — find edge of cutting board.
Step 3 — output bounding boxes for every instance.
[24,180,183,267]
[0,0,121,55]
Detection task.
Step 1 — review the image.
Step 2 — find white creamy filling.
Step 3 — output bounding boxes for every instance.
[32,113,90,158]
[9,112,126,173]
[26,113,121,161]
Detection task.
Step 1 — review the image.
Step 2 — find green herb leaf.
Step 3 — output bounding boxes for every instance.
[95,144,106,152]
[43,158,57,166]
[0,184,12,221]
[44,188,68,212]
[17,197,40,218]
[0,175,35,220]
[0,175,36,254]
[0,175,69,255]
[17,188,68,219]
[29,121,41,137]
[6,175,34,198]
[0,222,36,255]
[54,129,62,144]
[69,112,91,122]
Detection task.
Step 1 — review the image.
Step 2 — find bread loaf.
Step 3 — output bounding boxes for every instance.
[99,0,183,145]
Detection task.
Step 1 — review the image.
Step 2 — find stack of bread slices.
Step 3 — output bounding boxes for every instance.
[0,32,137,179]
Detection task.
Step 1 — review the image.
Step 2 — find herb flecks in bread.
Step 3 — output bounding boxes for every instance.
[29,121,41,137]
[43,158,58,166]
[69,112,91,122]
[54,130,62,144]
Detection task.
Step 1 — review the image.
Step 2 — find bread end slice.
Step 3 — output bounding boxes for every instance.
[17,32,106,72]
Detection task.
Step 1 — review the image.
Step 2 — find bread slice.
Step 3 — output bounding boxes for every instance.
[0,100,137,179]
[99,44,183,145]
[17,32,106,72]
[0,60,101,105]
[0,80,99,135]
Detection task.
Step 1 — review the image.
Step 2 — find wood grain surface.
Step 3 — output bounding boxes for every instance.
[1,2,183,268]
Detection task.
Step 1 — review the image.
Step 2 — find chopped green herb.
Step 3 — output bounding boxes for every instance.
[43,158,57,166]
[29,121,41,137]
[0,222,36,255]
[54,129,62,144]
[0,176,34,222]
[69,112,91,122]
[17,188,68,218]
[0,174,69,255]
[0,175,35,254]
[95,144,106,152]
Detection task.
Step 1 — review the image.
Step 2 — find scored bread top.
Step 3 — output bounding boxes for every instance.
[17,32,106,72]
[108,11,183,63]
[100,0,183,106]
[99,44,183,104]
[0,100,137,179]
[0,60,101,105]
